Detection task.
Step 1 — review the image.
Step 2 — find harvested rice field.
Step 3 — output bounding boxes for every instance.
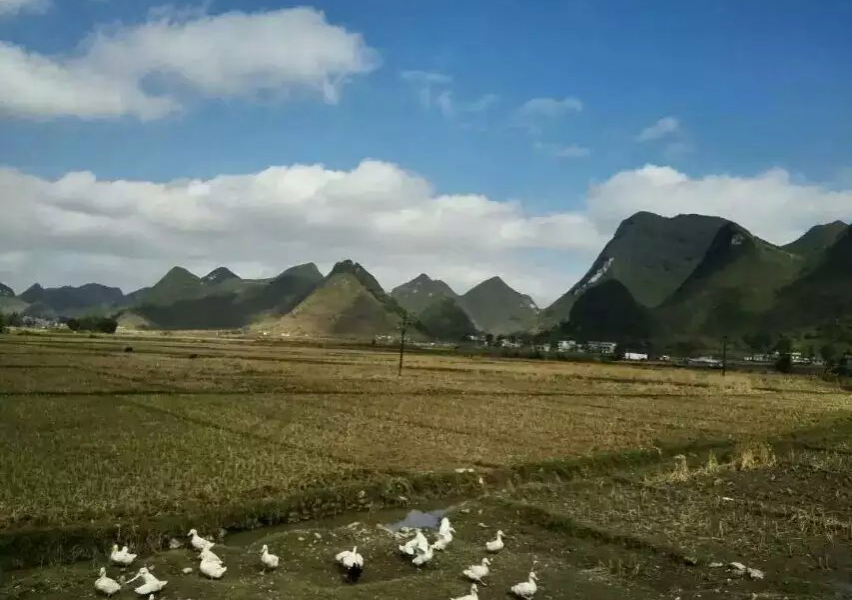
[2,332,851,599]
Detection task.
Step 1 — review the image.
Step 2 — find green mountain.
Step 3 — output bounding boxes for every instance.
[391,274,459,314]
[390,274,478,340]
[554,280,653,343]
[327,260,402,310]
[539,212,728,328]
[782,221,848,259]
[235,263,324,316]
[17,282,125,316]
[416,296,479,341]
[21,301,57,319]
[131,263,323,330]
[0,282,13,297]
[460,276,539,335]
[657,223,804,337]
[765,225,852,340]
[201,267,240,285]
[0,297,28,314]
[131,266,203,306]
[255,261,417,339]
[132,293,247,330]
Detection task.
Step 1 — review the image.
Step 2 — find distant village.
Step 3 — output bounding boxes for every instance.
[4,314,843,372]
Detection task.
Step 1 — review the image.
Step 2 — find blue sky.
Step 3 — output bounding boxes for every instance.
[1,0,851,301]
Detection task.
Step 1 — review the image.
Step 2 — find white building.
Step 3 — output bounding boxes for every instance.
[558,339,579,352]
[586,341,618,354]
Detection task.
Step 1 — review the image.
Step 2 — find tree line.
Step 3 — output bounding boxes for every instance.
[0,313,118,334]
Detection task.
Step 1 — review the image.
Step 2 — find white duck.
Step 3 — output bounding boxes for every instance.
[199,545,222,564]
[335,545,363,568]
[94,567,121,596]
[451,583,479,600]
[510,571,538,599]
[188,528,213,551]
[260,544,279,570]
[399,529,429,556]
[486,530,505,552]
[411,543,434,567]
[439,517,455,536]
[199,558,227,579]
[432,530,453,551]
[335,546,364,583]
[110,544,137,567]
[126,567,167,596]
[463,557,491,584]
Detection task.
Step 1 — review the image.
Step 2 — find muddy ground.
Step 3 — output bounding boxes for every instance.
[6,435,852,600]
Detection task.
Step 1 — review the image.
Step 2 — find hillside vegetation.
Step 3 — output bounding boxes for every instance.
[3,213,851,346]
[658,223,803,338]
[539,212,727,328]
[460,276,539,335]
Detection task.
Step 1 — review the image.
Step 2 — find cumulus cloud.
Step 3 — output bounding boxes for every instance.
[0,161,605,302]
[0,7,378,120]
[0,42,177,120]
[1,162,850,305]
[585,165,852,244]
[0,0,48,17]
[636,116,680,142]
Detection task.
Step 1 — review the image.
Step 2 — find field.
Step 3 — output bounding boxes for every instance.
[2,332,852,599]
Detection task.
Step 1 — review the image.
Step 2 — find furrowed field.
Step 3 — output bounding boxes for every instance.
[3,332,852,599]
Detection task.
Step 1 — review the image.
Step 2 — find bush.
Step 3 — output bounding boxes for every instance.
[775,354,793,374]
[66,316,118,334]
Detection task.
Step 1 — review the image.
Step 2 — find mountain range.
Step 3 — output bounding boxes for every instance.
[2,213,850,347]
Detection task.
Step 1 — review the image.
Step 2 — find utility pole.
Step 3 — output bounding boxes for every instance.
[722,335,728,377]
[398,314,409,376]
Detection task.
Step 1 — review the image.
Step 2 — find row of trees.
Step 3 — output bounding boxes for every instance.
[0,312,118,334]
[743,332,848,366]
[66,316,118,334]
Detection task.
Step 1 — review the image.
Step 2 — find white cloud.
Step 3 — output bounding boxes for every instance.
[0,161,604,303]
[400,70,452,86]
[586,165,852,244]
[0,7,377,120]
[636,116,680,142]
[514,96,583,134]
[435,90,454,117]
[465,94,500,113]
[0,42,177,120]
[401,71,497,119]
[517,97,583,119]
[0,0,48,17]
[2,161,850,305]
[400,70,452,109]
[534,142,591,159]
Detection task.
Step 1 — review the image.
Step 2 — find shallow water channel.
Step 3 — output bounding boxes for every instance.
[224,503,455,548]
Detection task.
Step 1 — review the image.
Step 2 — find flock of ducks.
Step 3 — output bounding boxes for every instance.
[93,518,540,600]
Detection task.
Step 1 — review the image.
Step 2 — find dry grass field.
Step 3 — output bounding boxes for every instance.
[2,331,852,599]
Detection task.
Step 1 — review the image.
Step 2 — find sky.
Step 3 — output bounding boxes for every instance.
[1,0,851,304]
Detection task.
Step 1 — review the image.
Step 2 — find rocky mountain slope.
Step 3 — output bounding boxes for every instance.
[539,212,728,328]
[254,260,416,339]
[655,223,803,337]
[460,276,539,335]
